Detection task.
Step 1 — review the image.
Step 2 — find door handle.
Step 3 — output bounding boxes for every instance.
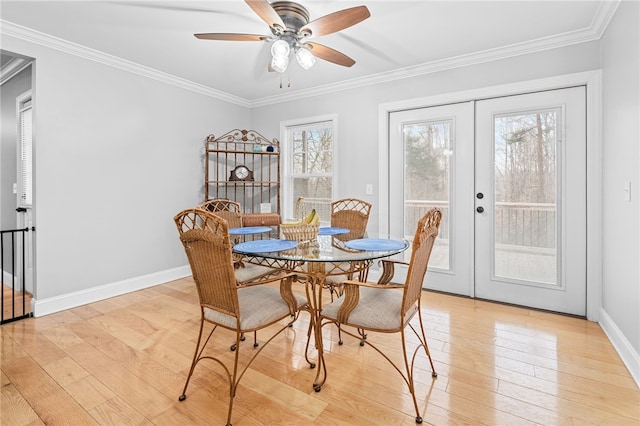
[16,207,27,213]
[476,192,484,199]
[476,206,484,213]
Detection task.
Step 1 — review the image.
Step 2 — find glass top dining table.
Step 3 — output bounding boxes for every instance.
[231,226,409,377]
[232,227,408,266]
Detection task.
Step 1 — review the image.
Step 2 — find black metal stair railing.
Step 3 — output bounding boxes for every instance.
[1,227,34,324]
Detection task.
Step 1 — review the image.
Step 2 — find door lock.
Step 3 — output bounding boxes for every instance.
[476,206,484,213]
[476,192,484,199]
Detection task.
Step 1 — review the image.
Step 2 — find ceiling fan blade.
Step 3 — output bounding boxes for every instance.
[302,6,370,38]
[307,42,356,67]
[245,0,285,31]
[194,33,266,42]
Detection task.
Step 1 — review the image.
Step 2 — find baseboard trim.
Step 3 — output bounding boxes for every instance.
[31,265,191,317]
[599,308,640,389]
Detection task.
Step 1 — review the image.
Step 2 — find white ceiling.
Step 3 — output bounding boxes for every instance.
[0,1,616,106]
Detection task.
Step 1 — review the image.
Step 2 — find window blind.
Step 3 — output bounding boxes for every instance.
[19,100,32,207]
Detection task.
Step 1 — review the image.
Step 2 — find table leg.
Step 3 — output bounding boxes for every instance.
[302,275,316,368]
[305,263,327,391]
[305,260,374,391]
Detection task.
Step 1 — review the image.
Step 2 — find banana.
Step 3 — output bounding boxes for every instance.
[310,211,320,225]
[282,220,302,226]
[304,209,316,224]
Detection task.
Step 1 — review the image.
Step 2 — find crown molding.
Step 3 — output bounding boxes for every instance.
[0,0,619,109]
[250,0,620,107]
[0,56,31,85]
[0,20,251,108]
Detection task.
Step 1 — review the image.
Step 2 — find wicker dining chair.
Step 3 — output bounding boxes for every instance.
[330,198,371,240]
[174,208,307,426]
[316,208,442,424]
[198,198,243,228]
[324,198,372,300]
[199,198,254,274]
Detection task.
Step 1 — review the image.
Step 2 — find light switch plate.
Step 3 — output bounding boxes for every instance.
[624,181,631,202]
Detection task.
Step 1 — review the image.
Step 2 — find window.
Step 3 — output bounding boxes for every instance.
[17,92,32,208]
[282,116,336,221]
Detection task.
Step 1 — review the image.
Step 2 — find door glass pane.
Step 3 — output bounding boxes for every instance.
[403,121,451,270]
[494,110,558,285]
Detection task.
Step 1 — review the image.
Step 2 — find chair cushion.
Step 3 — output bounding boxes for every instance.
[321,286,407,331]
[324,261,359,286]
[323,275,349,291]
[204,285,306,331]
[235,264,279,284]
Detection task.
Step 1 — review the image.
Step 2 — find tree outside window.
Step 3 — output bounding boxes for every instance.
[285,120,334,221]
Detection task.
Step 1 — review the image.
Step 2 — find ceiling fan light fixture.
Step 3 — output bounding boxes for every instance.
[194,0,371,81]
[271,54,289,73]
[295,46,316,70]
[270,39,290,58]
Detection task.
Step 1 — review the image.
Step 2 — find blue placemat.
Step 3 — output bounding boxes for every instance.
[318,227,350,236]
[344,238,407,251]
[229,226,272,235]
[234,239,298,253]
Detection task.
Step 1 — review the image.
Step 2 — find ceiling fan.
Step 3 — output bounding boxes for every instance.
[194,0,370,73]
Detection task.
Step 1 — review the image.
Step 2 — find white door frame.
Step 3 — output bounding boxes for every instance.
[378,71,602,321]
[15,89,34,295]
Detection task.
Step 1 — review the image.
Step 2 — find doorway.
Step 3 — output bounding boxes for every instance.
[1,51,35,322]
[387,87,587,316]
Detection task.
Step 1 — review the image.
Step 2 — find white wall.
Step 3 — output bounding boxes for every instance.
[600,0,640,377]
[1,34,250,310]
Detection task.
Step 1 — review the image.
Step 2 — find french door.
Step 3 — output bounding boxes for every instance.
[389,87,587,315]
[389,102,474,296]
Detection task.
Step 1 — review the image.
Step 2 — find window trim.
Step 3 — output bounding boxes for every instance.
[280,113,338,219]
[16,90,33,208]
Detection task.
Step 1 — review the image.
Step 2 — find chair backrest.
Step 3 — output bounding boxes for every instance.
[402,208,442,315]
[294,197,306,221]
[198,199,243,228]
[331,198,372,240]
[174,208,240,318]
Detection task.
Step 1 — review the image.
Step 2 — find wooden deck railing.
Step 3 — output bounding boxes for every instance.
[405,200,555,249]
[292,199,555,250]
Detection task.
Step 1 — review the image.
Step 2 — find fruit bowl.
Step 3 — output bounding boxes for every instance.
[281,204,320,242]
[281,222,320,242]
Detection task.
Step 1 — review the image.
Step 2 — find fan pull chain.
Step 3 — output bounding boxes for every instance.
[278,72,291,89]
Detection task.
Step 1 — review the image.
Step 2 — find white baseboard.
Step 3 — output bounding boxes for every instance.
[599,308,640,389]
[31,265,191,317]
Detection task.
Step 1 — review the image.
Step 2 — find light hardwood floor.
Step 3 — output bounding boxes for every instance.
[2,277,639,425]
[2,284,31,324]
